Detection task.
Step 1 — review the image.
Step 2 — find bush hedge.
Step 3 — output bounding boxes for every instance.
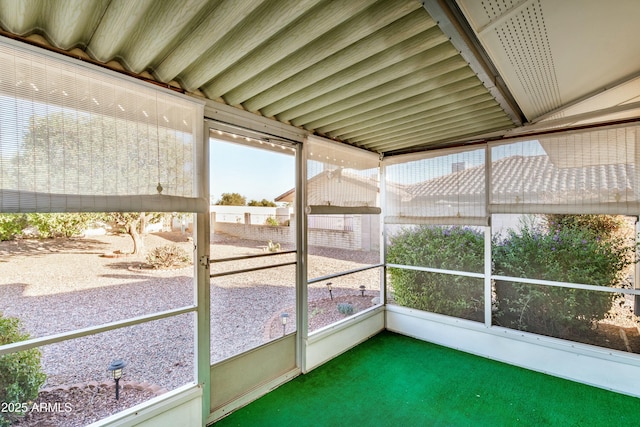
[0,212,100,240]
[0,313,46,426]
[0,214,28,241]
[492,218,636,337]
[26,213,99,238]
[387,225,485,321]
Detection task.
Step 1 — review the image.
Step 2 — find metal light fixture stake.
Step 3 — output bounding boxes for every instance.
[326,282,333,300]
[280,312,289,336]
[108,359,126,400]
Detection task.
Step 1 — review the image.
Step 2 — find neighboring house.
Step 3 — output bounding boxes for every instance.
[409,155,633,203]
[223,154,635,247]
[387,155,635,220]
[275,169,380,208]
[272,170,384,250]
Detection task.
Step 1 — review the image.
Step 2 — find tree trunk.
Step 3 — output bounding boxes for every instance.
[128,216,144,255]
[139,212,148,235]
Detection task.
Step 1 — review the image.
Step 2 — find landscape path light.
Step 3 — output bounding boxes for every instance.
[280,312,289,336]
[326,282,333,300]
[108,359,126,400]
[359,285,366,297]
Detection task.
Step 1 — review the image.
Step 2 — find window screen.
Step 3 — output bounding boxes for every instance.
[490,125,640,215]
[305,135,380,214]
[384,147,487,225]
[0,40,205,213]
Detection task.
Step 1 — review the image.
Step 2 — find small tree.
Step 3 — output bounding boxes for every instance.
[215,193,246,206]
[107,212,167,255]
[106,213,145,255]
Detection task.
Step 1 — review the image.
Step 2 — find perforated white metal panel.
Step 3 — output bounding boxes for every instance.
[457,0,640,122]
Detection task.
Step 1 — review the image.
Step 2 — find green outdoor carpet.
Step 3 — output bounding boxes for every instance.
[213,331,640,426]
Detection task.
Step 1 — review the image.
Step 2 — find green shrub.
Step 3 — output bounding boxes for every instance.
[544,214,636,276]
[146,244,191,269]
[26,213,98,238]
[0,214,28,241]
[0,313,46,426]
[337,303,354,315]
[544,214,630,241]
[493,219,636,337]
[387,226,485,321]
[264,216,280,227]
[266,240,281,252]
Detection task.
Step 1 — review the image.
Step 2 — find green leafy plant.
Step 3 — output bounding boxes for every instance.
[26,213,100,238]
[493,216,637,337]
[387,225,485,321]
[215,192,246,206]
[337,303,354,315]
[0,214,28,241]
[146,244,191,269]
[266,240,281,252]
[0,213,103,240]
[0,313,46,427]
[264,216,280,227]
[249,199,277,207]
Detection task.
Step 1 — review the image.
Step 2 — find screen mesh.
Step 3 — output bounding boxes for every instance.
[490,125,640,214]
[0,41,205,213]
[305,136,380,214]
[384,147,487,225]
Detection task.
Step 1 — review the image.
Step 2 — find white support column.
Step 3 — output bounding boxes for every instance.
[197,124,211,424]
[484,144,492,327]
[635,217,640,316]
[379,156,387,308]
[296,140,308,372]
[484,226,492,327]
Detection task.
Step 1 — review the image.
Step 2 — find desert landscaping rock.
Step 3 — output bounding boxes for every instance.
[9,231,636,426]
[0,231,379,426]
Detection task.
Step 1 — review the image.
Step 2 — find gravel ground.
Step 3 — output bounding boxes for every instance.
[14,382,160,427]
[0,231,380,425]
[3,231,640,426]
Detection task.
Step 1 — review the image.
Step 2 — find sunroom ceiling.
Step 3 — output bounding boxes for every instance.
[456,0,640,130]
[0,0,639,155]
[0,0,519,155]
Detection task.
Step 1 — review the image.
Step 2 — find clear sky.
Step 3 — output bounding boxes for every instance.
[209,138,295,203]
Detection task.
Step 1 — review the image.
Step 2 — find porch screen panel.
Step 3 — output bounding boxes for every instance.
[384,147,487,225]
[490,124,640,214]
[305,135,380,214]
[0,40,205,213]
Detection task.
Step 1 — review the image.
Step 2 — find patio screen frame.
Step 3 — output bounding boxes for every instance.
[382,121,640,346]
[0,36,210,425]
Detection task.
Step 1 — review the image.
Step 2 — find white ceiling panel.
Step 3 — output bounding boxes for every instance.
[457,0,640,122]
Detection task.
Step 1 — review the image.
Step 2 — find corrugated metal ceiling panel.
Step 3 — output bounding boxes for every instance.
[0,0,518,154]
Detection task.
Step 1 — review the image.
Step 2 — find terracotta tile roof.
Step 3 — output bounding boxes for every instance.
[405,155,634,201]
